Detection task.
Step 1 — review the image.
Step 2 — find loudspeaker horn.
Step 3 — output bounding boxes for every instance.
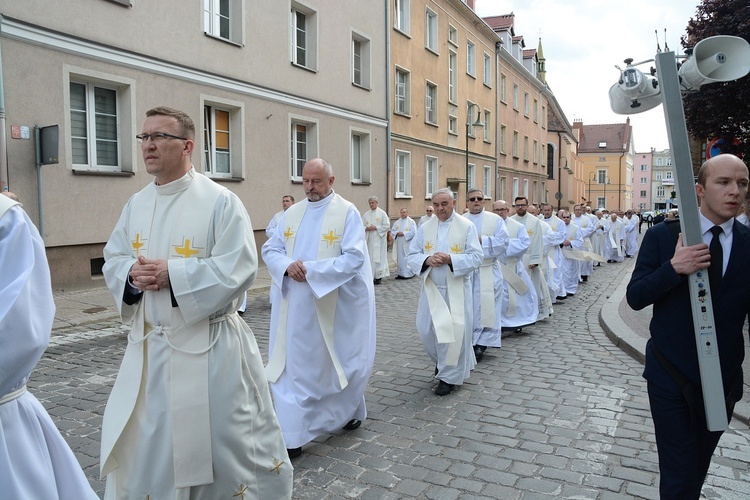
[679,35,750,90]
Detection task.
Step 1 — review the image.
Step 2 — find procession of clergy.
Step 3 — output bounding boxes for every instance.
[372,190,640,398]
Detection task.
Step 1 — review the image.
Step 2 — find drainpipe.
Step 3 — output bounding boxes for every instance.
[384,1,391,216]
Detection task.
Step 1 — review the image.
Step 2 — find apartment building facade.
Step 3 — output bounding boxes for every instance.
[574,118,635,211]
[633,150,654,211]
[650,149,676,211]
[0,0,388,287]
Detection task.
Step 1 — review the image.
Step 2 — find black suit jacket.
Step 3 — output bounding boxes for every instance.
[627,219,750,399]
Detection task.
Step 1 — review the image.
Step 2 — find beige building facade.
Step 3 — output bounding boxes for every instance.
[0,0,388,287]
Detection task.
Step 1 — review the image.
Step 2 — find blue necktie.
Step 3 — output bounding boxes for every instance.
[708,225,723,294]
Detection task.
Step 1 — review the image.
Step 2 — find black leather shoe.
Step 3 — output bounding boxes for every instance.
[373,278,382,285]
[343,419,361,430]
[556,295,567,300]
[473,345,486,361]
[287,447,302,459]
[581,275,588,282]
[435,380,455,396]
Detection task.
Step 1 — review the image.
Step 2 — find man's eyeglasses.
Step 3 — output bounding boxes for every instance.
[468,197,483,202]
[136,132,188,142]
[514,204,527,207]
[495,208,509,211]
[562,216,571,219]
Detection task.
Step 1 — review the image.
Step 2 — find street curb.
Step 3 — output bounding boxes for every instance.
[600,269,750,427]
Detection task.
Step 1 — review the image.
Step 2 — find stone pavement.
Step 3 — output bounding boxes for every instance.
[31,252,750,498]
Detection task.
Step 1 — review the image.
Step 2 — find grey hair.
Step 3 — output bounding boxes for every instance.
[368,196,379,203]
[432,187,454,200]
[467,188,484,199]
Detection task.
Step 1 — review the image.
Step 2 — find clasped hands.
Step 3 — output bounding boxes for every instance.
[426,251,451,268]
[286,259,307,282]
[129,255,170,292]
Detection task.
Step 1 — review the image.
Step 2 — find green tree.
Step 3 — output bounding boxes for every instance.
[681,0,750,157]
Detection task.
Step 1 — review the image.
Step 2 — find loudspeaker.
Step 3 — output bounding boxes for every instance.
[679,35,750,90]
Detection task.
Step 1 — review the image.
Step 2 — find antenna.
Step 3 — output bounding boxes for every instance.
[655,30,661,53]
[664,28,670,52]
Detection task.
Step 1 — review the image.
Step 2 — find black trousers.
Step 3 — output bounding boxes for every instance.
[647,379,727,499]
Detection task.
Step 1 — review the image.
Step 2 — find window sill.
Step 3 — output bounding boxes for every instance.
[394,194,413,199]
[72,169,134,177]
[208,176,244,183]
[291,62,318,74]
[204,33,244,48]
[351,181,371,186]
[393,27,411,39]
[394,111,411,119]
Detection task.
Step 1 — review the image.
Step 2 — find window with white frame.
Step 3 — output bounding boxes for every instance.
[512,131,519,158]
[500,74,507,102]
[350,128,371,183]
[523,136,529,161]
[597,169,607,184]
[425,81,438,125]
[202,103,239,179]
[523,179,529,198]
[291,3,317,70]
[395,0,410,34]
[290,117,318,180]
[641,164,648,171]
[597,196,606,208]
[533,140,538,164]
[448,24,457,46]
[640,190,647,197]
[68,71,134,173]
[467,100,478,137]
[425,7,438,53]
[352,31,371,89]
[467,163,476,189]
[657,186,665,197]
[656,171,663,180]
[448,50,457,103]
[448,114,457,135]
[483,52,492,87]
[483,165,491,194]
[203,0,241,43]
[533,99,538,122]
[665,171,673,180]
[657,157,663,166]
[483,110,491,142]
[425,155,438,197]
[512,177,519,199]
[500,176,507,199]
[641,177,647,184]
[523,92,529,117]
[541,105,546,128]
[466,40,476,77]
[667,157,672,165]
[499,125,507,154]
[513,83,519,110]
[395,67,410,115]
[395,150,411,196]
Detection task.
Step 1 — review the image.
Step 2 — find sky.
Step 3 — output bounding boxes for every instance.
[475,0,702,152]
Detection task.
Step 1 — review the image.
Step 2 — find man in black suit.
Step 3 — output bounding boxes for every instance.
[627,154,750,499]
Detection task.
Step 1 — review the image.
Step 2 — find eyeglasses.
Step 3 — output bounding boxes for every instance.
[514,204,527,207]
[562,216,571,219]
[496,208,509,211]
[136,132,188,142]
[468,197,483,202]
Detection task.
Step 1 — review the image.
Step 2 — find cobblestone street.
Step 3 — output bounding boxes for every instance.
[31,256,750,499]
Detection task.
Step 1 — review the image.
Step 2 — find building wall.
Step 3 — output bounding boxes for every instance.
[633,151,653,210]
[0,0,388,288]
[390,0,497,218]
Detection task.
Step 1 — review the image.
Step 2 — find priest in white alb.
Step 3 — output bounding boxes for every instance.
[511,197,552,320]
[407,188,482,396]
[391,207,417,279]
[1,194,99,500]
[493,200,538,333]
[262,158,376,459]
[101,107,292,499]
[363,195,390,284]
[463,188,508,362]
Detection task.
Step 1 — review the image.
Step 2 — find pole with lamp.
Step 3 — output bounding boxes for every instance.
[607,34,750,430]
[465,103,484,197]
[602,176,610,210]
[588,172,597,205]
[555,157,569,211]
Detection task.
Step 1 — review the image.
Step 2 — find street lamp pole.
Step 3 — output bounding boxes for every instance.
[556,157,568,211]
[588,172,597,205]
[465,103,484,196]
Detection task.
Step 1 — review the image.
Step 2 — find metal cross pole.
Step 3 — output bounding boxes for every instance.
[655,51,728,432]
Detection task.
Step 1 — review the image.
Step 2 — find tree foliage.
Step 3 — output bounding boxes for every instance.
[681,0,750,157]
